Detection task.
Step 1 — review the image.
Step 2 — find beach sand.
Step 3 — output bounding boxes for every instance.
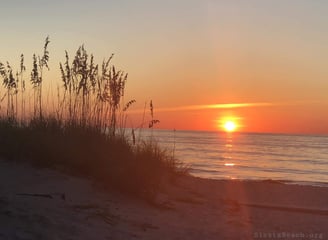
[0,159,327,240]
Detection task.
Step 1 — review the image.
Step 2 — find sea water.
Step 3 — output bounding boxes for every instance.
[140,129,328,186]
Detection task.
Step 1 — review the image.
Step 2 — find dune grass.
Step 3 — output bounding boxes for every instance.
[0,37,186,198]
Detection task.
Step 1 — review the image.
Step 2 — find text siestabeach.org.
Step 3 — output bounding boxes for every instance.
[254,232,323,239]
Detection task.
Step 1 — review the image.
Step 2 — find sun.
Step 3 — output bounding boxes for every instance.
[217,116,240,132]
[223,120,237,132]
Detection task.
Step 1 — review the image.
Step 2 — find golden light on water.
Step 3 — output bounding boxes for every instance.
[224,163,235,166]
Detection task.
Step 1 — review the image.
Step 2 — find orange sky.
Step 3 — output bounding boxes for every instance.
[126,101,328,134]
[1,1,328,134]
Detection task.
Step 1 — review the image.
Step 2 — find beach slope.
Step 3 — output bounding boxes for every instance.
[0,160,327,239]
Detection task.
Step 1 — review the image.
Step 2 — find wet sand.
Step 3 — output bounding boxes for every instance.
[0,160,327,239]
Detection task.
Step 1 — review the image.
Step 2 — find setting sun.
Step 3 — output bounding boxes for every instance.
[224,121,237,132]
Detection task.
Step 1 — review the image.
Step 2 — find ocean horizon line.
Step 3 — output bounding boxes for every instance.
[140,128,328,138]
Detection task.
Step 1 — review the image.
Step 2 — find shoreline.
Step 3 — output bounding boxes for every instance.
[1,159,327,239]
[191,176,328,188]
[145,129,328,185]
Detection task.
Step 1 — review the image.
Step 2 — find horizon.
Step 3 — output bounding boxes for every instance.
[142,126,328,137]
[1,0,328,134]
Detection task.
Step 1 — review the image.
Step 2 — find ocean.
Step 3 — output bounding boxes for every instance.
[140,129,328,186]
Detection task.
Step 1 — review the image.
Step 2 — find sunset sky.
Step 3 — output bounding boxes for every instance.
[1,0,327,134]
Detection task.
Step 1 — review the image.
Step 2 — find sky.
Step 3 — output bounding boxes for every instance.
[0,0,327,134]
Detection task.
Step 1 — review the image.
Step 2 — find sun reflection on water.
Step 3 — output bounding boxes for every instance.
[223,133,235,167]
[224,163,235,166]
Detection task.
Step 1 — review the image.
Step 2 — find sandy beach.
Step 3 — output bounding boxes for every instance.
[0,159,327,240]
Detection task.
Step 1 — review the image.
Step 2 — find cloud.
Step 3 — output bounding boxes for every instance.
[129,102,275,113]
[128,100,325,114]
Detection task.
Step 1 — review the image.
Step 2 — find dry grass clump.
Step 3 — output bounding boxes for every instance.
[0,37,187,198]
[0,117,184,197]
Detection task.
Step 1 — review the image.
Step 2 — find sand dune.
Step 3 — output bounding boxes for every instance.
[0,160,327,239]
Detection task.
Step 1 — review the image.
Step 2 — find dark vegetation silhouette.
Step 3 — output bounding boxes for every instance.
[0,37,187,199]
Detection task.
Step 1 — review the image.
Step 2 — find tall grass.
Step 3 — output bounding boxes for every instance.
[0,37,186,198]
[30,36,50,119]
